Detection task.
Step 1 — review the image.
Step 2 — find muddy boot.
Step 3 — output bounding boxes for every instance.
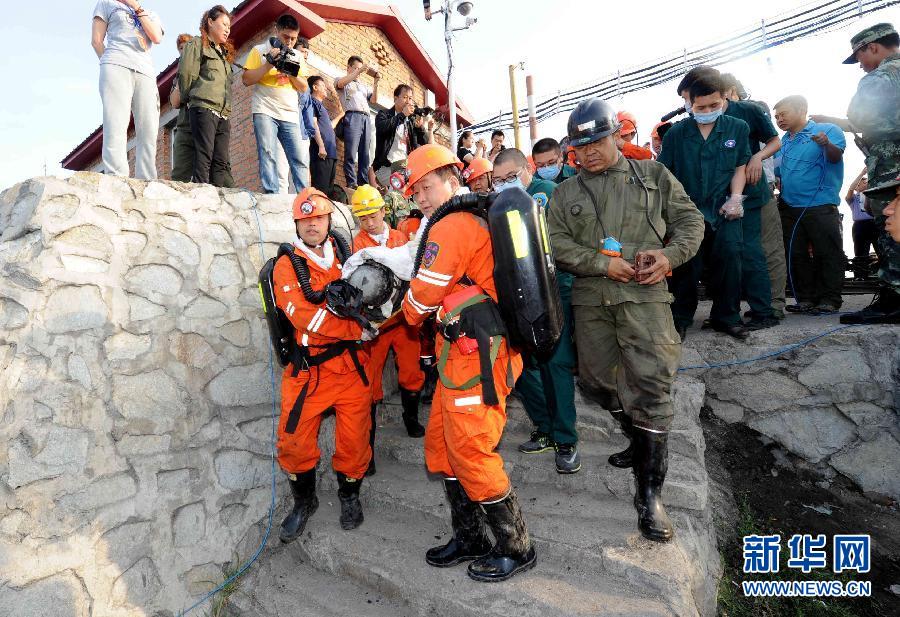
[633,427,675,542]
[467,489,537,582]
[366,403,377,477]
[279,469,318,543]
[426,479,492,567]
[336,473,364,530]
[608,410,634,469]
[400,388,426,438]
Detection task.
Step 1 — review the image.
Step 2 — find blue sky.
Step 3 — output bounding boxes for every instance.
[1,0,898,222]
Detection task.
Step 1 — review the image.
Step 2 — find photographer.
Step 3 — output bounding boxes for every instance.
[178,5,233,187]
[241,14,309,194]
[335,56,380,189]
[372,84,434,188]
[91,0,163,179]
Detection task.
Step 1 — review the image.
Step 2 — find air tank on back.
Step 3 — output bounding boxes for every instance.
[487,186,563,356]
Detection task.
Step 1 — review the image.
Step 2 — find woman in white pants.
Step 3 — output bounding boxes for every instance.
[91,0,163,179]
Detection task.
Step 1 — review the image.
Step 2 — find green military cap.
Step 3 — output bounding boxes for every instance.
[863,171,900,201]
[843,22,898,64]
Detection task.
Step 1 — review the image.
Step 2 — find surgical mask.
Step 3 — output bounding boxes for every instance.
[535,164,560,181]
[694,108,723,125]
[683,100,692,115]
[495,177,525,192]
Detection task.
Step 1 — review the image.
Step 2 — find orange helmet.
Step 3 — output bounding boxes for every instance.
[402,144,463,197]
[616,111,638,135]
[461,157,493,186]
[293,187,335,220]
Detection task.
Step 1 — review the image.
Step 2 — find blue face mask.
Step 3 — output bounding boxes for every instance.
[694,108,724,125]
[684,100,692,115]
[535,165,560,181]
[495,177,526,192]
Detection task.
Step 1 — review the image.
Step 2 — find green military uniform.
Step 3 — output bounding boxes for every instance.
[547,155,704,430]
[724,99,781,318]
[846,24,900,289]
[658,114,753,329]
[514,177,578,445]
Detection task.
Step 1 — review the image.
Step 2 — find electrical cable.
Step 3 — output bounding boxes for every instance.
[177,190,278,616]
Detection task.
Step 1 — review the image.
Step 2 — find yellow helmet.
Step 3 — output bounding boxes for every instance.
[351,184,385,217]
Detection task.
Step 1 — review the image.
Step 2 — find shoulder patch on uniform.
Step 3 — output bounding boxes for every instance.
[422,241,440,268]
[570,203,583,216]
[724,139,736,148]
[533,192,549,208]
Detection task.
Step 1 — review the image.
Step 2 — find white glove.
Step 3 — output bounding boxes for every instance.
[361,326,378,342]
[720,194,745,220]
[341,250,368,279]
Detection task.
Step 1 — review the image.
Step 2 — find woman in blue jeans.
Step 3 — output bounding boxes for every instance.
[91,0,163,179]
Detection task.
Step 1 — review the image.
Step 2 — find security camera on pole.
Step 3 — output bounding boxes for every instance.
[424,1,476,152]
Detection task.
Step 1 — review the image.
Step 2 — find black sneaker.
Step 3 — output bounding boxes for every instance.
[840,289,900,324]
[743,315,779,331]
[554,444,582,474]
[518,431,554,454]
[786,301,814,313]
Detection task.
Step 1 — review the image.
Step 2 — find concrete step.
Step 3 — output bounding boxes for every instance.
[230,547,408,617]
[267,493,683,617]
[371,423,708,513]
[360,456,703,616]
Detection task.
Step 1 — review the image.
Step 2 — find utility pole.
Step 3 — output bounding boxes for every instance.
[526,74,537,149]
[425,1,477,151]
[508,62,524,151]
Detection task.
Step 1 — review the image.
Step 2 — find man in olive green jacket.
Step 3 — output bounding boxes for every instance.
[548,99,703,543]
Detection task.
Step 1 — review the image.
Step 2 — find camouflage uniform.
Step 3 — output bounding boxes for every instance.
[382,190,412,228]
[846,24,900,288]
[547,155,704,430]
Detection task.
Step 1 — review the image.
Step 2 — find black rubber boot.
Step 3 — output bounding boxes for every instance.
[426,479,492,567]
[840,288,900,325]
[279,469,318,543]
[633,427,675,542]
[400,388,426,438]
[366,403,377,477]
[336,473,364,530]
[608,410,634,469]
[467,489,537,582]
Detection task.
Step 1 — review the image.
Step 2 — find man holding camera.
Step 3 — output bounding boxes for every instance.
[373,84,434,188]
[336,56,381,189]
[242,14,309,194]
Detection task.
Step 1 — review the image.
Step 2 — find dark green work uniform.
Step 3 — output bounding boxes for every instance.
[724,99,779,319]
[547,156,704,430]
[658,115,752,329]
[514,177,578,445]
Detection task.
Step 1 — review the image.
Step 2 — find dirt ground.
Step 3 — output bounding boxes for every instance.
[700,406,900,617]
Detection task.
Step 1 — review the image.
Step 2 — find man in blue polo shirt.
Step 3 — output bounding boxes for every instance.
[307,75,339,193]
[773,95,847,314]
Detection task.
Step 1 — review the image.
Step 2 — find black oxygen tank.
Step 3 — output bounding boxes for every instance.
[258,244,296,367]
[487,186,564,356]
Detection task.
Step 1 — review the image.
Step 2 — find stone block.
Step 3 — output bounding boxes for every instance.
[209,254,243,288]
[161,228,200,266]
[112,369,185,434]
[0,571,91,617]
[44,285,108,333]
[183,295,227,319]
[110,557,163,608]
[127,293,166,321]
[707,370,808,413]
[214,449,270,490]
[8,426,90,488]
[207,363,272,407]
[829,433,900,499]
[126,263,183,297]
[798,350,872,387]
[104,331,152,361]
[749,406,857,463]
[172,501,206,547]
[0,297,28,329]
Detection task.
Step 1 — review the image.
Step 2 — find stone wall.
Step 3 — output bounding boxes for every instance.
[682,326,900,501]
[0,174,355,616]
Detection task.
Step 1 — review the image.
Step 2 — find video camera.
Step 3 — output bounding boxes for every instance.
[266,37,303,77]
[412,106,434,118]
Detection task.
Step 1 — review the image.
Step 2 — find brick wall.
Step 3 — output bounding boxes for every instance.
[86,19,445,195]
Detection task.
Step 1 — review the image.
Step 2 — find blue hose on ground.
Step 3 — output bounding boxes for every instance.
[178,190,279,616]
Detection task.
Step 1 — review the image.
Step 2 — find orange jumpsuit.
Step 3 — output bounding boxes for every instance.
[401,212,523,503]
[353,227,425,401]
[273,242,372,480]
[397,214,422,241]
[621,141,654,160]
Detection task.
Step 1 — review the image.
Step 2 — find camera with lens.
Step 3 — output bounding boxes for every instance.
[412,106,434,118]
[266,36,302,77]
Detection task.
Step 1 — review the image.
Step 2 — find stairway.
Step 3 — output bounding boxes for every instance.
[232,377,720,617]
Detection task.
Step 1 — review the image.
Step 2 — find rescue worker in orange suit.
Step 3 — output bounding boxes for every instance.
[617,110,654,160]
[461,156,493,193]
[351,184,426,478]
[400,144,535,582]
[274,188,373,541]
